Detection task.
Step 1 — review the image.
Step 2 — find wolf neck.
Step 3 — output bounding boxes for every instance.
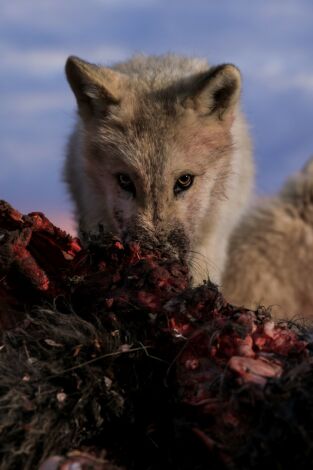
[190,112,254,286]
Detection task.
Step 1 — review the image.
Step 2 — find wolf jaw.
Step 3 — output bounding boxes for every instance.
[64,54,254,285]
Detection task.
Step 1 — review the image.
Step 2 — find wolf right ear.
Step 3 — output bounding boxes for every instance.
[65,56,124,119]
[183,64,241,123]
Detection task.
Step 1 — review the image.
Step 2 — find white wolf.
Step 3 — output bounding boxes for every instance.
[64,54,254,286]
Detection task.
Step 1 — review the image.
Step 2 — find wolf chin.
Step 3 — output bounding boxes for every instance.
[64,54,254,285]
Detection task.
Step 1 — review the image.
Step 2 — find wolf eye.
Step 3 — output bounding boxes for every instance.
[117,173,136,196]
[174,174,194,195]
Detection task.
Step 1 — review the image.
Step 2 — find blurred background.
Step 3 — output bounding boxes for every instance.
[1,0,313,234]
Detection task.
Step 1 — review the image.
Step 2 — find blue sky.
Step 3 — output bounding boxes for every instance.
[1,0,313,233]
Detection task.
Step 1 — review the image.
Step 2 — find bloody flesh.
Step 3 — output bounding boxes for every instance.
[0,200,313,470]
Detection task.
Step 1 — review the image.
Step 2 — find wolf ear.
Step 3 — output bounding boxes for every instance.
[65,56,124,119]
[184,64,241,122]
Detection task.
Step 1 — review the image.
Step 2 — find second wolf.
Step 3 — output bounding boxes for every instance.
[222,157,313,318]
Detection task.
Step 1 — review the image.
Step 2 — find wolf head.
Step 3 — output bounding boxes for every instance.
[65,55,250,281]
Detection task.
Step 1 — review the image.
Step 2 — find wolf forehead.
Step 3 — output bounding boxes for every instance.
[90,92,184,171]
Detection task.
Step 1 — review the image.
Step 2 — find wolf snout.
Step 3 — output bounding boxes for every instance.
[123,222,189,261]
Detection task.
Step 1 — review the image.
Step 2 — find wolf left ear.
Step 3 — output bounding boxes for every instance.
[65,56,124,119]
[184,64,241,122]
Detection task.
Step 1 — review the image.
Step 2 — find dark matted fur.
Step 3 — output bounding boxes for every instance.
[0,309,125,469]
